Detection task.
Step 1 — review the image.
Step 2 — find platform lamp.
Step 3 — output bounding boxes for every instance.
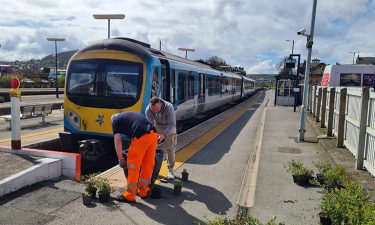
[46,38,65,99]
[178,48,195,59]
[286,39,295,55]
[349,51,359,65]
[297,0,317,142]
[93,14,125,39]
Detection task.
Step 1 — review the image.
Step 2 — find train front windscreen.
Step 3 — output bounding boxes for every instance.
[66,59,143,108]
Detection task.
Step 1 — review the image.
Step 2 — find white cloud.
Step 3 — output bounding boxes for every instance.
[0,0,375,73]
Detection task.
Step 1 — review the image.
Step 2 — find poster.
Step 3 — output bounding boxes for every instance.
[363,74,374,87]
[339,73,361,86]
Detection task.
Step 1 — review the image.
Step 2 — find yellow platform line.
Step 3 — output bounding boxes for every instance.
[0,127,63,144]
[101,92,262,188]
[155,92,262,184]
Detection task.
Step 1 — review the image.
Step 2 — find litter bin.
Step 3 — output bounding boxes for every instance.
[122,148,163,185]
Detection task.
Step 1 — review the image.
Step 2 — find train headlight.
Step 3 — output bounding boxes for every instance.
[67,109,81,130]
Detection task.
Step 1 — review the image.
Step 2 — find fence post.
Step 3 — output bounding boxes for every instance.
[356,87,369,170]
[321,88,327,128]
[313,86,317,117]
[308,84,313,113]
[316,87,322,122]
[327,87,335,136]
[337,88,347,148]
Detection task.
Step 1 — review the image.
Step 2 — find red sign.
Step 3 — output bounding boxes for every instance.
[321,73,330,87]
[10,77,20,89]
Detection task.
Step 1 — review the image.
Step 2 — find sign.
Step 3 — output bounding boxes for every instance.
[9,76,21,97]
[285,58,296,68]
[293,88,300,92]
[10,76,20,89]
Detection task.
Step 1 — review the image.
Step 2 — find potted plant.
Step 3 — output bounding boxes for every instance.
[285,160,314,186]
[174,182,182,195]
[82,191,92,206]
[81,174,98,198]
[323,165,347,190]
[181,168,189,182]
[314,161,332,186]
[96,177,113,203]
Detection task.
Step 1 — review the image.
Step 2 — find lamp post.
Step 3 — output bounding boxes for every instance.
[286,39,295,55]
[93,14,125,39]
[349,51,359,65]
[46,38,65,99]
[298,0,317,142]
[178,48,195,59]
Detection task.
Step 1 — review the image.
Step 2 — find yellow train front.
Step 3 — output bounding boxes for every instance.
[61,38,157,163]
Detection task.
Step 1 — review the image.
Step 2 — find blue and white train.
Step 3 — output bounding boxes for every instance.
[62,37,257,160]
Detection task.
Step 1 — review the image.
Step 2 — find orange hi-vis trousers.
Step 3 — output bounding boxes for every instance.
[123,130,158,201]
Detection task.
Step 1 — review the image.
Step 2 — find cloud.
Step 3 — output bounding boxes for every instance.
[0,0,375,73]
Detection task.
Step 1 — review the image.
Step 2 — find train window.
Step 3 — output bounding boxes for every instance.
[105,64,141,99]
[208,76,214,96]
[178,71,186,100]
[68,63,97,95]
[187,73,194,99]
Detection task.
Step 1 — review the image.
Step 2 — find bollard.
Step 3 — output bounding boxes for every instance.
[10,77,21,150]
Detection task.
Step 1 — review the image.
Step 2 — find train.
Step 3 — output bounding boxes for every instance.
[60,37,258,162]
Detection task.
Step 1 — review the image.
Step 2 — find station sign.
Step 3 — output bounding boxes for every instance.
[9,76,21,97]
[285,58,296,68]
[10,76,20,89]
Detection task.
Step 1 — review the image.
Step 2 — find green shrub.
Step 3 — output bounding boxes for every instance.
[320,180,375,224]
[314,160,332,174]
[323,165,348,189]
[203,215,284,225]
[81,173,99,193]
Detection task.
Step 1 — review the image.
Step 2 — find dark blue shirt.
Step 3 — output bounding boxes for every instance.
[112,112,156,140]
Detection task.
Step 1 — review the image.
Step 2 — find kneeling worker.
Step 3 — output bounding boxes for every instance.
[112,112,158,202]
[146,97,177,179]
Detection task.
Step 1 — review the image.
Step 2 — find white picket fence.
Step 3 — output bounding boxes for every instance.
[310,86,375,176]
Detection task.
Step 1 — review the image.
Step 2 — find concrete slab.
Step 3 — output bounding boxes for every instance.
[0,157,61,197]
[0,152,40,180]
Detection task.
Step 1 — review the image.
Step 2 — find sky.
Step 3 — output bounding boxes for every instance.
[1,0,375,74]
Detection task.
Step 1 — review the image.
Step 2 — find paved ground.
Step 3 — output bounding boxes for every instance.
[1,89,375,225]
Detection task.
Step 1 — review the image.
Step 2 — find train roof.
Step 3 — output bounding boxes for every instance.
[78,37,248,79]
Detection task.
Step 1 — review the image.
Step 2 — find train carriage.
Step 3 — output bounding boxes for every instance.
[61,37,256,161]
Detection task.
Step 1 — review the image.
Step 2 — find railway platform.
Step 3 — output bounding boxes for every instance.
[1,89,375,225]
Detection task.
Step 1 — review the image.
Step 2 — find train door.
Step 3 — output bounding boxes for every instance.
[197,73,206,113]
[160,59,171,102]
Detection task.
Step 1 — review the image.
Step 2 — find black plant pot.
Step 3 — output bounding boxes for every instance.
[98,191,110,203]
[174,185,182,195]
[316,174,325,185]
[182,172,189,182]
[319,212,332,225]
[151,186,161,199]
[292,175,297,183]
[82,194,92,205]
[295,175,310,186]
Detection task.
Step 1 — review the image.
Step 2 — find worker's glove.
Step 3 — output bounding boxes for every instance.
[119,159,126,168]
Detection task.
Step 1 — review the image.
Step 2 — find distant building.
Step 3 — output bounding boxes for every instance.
[0,65,19,76]
[356,56,375,65]
[299,58,326,85]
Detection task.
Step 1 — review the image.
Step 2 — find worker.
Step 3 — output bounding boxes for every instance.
[112,112,158,202]
[146,96,177,180]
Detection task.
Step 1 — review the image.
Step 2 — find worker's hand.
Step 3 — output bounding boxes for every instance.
[158,134,166,143]
[119,159,126,168]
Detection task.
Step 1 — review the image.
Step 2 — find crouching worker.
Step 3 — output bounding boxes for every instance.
[112,112,158,202]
